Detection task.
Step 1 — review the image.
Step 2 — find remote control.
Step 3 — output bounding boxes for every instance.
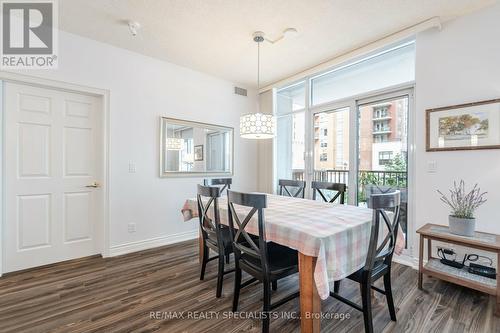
[468,263,496,279]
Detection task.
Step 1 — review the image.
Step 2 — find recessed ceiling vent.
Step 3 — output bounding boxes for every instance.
[234,86,247,96]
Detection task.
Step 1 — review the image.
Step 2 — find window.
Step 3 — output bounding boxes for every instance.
[374,121,390,132]
[313,107,350,172]
[274,41,414,251]
[378,151,393,165]
[311,42,415,106]
[276,83,306,183]
[374,134,389,143]
[335,112,344,166]
[276,81,306,115]
[373,105,389,119]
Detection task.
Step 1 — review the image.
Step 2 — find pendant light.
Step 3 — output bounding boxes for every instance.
[240,32,275,139]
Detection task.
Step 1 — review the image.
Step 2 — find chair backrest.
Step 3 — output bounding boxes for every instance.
[204,178,232,195]
[364,191,401,271]
[197,184,222,246]
[227,190,270,276]
[278,179,306,198]
[364,184,407,203]
[311,181,347,204]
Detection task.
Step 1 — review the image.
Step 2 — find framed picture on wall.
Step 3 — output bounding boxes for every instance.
[426,99,500,151]
[194,145,204,161]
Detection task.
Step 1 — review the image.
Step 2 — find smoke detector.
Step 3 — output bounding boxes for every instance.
[128,21,141,36]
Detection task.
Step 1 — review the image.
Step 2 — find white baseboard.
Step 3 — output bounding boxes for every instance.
[107,230,421,269]
[394,253,419,269]
[108,230,198,257]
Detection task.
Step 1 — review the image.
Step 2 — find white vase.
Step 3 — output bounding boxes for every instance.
[449,215,475,237]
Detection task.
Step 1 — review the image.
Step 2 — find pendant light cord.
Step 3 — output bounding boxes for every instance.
[257,40,260,91]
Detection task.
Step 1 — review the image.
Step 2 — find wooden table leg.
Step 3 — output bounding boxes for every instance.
[496,251,500,316]
[427,238,432,260]
[198,227,203,263]
[418,235,424,290]
[299,252,321,333]
[427,238,433,278]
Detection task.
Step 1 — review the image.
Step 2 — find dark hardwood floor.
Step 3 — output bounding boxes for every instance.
[0,239,499,333]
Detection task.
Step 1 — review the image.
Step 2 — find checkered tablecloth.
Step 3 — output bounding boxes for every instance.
[182,194,402,300]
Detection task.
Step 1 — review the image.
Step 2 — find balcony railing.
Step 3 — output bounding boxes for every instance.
[290,168,408,248]
[292,169,407,187]
[372,115,392,121]
[372,127,391,134]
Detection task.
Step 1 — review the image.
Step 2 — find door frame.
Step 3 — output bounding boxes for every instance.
[0,71,110,276]
[309,101,357,205]
[306,83,416,257]
[355,87,415,258]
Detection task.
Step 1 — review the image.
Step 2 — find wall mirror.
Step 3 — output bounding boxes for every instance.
[160,117,234,177]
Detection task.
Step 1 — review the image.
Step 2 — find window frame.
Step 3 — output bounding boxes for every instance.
[273,42,417,256]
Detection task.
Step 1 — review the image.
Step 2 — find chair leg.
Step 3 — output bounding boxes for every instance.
[384,272,397,321]
[361,281,374,333]
[225,253,230,264]
[334,280,340,293]
[232,267,242,312]
[199,245,209,280]
[262,282,271,333]
[216,254,224,298]
[272,281,277,291]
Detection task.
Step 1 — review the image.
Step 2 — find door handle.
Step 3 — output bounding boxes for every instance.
[85,181,100,188]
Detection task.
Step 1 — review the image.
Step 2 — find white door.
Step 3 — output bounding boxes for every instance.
[4,82,103,272]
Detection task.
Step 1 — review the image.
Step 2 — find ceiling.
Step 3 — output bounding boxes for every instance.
[59,0,496,88]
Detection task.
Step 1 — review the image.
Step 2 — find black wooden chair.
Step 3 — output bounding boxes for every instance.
[365,184,408,246]
[278,179,306,198]
[197,184,234,298]
[330,191,401,333]
[227,190,299,333]
[204,178,232,195]
[311,181,347,204]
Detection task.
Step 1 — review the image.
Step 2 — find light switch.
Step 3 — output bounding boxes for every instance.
[128,163,136,173]
[427,161,437,173]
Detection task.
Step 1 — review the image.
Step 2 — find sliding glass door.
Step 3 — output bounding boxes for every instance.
[357,93,410,248]
[274,41,415,253]
[275,88,414,252]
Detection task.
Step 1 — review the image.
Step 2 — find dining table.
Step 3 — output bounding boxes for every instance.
[181,193,404,333]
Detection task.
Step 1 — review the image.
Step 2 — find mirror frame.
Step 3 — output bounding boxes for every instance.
[159,117,234,178]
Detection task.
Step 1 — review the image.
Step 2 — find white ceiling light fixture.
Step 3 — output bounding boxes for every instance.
[240,31,276,140]
[240,112,275,139]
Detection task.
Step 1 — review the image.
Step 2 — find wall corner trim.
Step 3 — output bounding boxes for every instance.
[108,230,198,257]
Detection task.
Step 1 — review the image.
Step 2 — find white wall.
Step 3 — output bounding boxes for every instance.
[414,3,500,244]
[3,31,259,252]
